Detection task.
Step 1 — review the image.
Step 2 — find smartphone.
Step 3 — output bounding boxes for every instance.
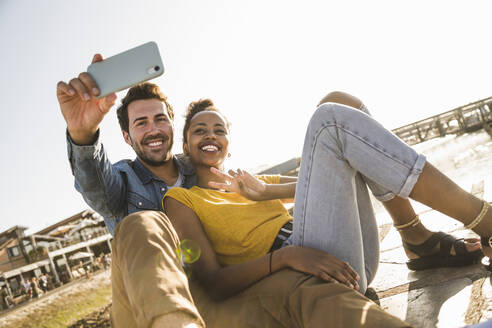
[87,41,164,98]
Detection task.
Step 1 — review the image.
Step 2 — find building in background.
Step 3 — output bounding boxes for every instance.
[0,210,111,302]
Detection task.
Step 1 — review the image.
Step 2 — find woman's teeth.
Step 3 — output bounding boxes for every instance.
[201,145,218,152]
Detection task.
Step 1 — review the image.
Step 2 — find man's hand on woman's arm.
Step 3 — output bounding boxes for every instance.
[57,54,116,145]
[163,197,360,301]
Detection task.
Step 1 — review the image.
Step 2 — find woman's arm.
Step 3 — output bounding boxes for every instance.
[163,197,360,300]
[279,176,297,184]
[276,176,297,202]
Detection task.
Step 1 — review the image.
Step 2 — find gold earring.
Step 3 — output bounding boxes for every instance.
[228,153,231,158]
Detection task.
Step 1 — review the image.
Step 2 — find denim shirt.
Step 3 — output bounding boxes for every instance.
[66,131,197,235]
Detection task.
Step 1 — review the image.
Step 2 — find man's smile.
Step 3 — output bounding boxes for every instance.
[147,140,164,148]
[142,134,169,150]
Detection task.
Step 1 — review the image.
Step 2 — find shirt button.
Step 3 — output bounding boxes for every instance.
[161,187,165,192]
[138,202,142,206]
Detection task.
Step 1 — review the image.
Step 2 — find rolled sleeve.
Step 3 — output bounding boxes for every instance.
[66,130,126,221]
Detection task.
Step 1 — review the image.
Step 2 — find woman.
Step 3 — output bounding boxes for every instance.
[163,95,489,299]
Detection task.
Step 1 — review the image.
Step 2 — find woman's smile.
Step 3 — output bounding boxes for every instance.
[199,141,221,154]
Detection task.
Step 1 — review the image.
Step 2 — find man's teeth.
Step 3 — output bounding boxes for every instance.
[201,145,218,152]
[148,141,163,147]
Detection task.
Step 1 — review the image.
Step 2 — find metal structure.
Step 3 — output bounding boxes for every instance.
[391,96,492,146]
[257,96,492,176]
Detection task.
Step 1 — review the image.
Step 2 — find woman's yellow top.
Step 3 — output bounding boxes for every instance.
[163,175,293,266]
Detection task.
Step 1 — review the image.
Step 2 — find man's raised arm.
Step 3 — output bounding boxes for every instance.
[58,54,125,230]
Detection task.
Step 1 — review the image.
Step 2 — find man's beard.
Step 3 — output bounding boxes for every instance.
[132,134,173,167]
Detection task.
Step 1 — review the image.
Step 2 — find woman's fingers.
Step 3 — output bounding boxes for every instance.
[317,254,360,289]
[325,255,359,281]
[336,267,359,290]
[339,260,360,281]
[320,262,359,290]
[328,269,358,290]
[289,246,360,290]
[242,171,258,184]
[208,181,229,190]
[312,263,357,289]
[319,271,338,284]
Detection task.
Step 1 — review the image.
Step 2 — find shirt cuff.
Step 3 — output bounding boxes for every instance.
[66,129,102,174]
[66,129,100,147]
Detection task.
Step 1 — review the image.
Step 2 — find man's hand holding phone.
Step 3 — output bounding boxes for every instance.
[57,54,116,145]
[58,42,164,144]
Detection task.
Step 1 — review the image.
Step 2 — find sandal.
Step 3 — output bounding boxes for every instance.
[480,236,492,270]
[481,236,492,249]
[403,231,484,271]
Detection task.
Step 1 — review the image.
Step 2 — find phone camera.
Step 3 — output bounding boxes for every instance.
[147,66,161,74]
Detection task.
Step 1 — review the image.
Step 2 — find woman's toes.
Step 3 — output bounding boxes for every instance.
[450,240,480,255]
[466,241,481,252]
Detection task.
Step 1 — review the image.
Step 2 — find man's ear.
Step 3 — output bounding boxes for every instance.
[182,142,189,155]
[122,130,132,146]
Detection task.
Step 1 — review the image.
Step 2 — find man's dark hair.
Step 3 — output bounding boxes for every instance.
[116,82,174,133]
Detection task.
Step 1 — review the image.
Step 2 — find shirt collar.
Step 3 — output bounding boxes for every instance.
[133,159,154,184]
[133,155,195,185]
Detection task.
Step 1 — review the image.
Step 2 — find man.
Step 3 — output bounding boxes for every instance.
[57,55,410,328]
[57,54,205,327]
[58,54,196,236]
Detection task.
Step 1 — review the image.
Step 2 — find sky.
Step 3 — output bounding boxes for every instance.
[1,0,492,234]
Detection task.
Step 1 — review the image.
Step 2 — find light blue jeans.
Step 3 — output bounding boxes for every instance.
[284,103,427,293]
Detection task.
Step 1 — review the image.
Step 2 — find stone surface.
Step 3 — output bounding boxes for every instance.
[380,277,474,328]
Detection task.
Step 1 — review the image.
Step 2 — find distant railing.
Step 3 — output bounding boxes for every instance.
[391,96,492,146]
[45,228,109,252]
[256,97,492,176]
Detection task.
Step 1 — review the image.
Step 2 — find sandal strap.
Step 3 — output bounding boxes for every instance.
[481,236,492,248]
[402,231,446,256]
[439,234,467,257]
[403,231,469,257]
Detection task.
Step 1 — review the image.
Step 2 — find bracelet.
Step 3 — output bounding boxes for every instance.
[269,251,274,275]
[394,215,420,231]
[464,200,489,230]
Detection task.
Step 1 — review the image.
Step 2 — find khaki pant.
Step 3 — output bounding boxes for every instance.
[111,211,411,328]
